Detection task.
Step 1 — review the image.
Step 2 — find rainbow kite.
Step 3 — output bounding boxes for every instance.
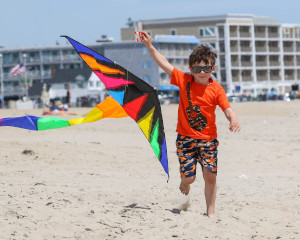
[0,97,127,130]
[0,36,169,177]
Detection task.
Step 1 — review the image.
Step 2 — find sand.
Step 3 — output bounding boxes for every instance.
[0,101,299,240]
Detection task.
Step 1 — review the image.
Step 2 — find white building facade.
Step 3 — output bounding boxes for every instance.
[121,14,300,96]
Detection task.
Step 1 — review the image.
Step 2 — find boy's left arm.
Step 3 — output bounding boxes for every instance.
[223,108,240,132]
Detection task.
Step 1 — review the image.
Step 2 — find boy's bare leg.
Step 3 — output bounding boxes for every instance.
[203,167,217,217]
[179,176,195,195]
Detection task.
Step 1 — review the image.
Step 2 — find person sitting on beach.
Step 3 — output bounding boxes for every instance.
[140,32,240,217]
[43,102,79,116]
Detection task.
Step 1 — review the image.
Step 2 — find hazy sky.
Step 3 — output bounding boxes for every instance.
[0,0,299,48]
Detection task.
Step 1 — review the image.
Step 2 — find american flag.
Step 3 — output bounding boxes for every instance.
[10,63,25,77]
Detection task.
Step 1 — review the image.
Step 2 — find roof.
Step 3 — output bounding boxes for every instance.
[49,66,92,84]
[28,82,51,97]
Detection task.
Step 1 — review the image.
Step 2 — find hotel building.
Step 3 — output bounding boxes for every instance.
[121,14,300,96]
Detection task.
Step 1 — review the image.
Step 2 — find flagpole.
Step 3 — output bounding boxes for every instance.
[0,53,4,108]
[22,53,28,99]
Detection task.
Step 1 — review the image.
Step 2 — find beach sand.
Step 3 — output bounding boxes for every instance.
[0,101,299,239]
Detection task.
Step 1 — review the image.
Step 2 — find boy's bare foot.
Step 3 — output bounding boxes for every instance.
[179,194,190,211]
[179,181,190,195]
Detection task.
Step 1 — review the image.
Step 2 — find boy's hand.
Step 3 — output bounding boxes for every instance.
[139,31,152,48]
[229,117,240,132]
[224,108,240,132]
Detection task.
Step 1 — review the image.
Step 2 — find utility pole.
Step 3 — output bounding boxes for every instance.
[22,53,28,99]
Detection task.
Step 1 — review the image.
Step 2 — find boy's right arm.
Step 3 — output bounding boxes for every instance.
[140,32,174,76]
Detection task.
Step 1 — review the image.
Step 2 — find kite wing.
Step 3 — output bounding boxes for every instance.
[63,36,169,176]
[0,97,128,131]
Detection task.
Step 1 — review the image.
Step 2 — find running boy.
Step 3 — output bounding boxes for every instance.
[140,32,240,217]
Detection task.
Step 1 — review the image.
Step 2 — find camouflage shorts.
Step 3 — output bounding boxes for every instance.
[176,134,219,178]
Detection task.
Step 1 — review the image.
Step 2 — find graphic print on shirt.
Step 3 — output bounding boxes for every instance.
[186,82,207,131]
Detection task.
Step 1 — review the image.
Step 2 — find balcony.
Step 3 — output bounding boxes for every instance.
[241,62,252,67]
[284,61,294,66]
[270,75,281,80]
[231,61,239,67]
[284,75,295,80]
[268,33,280,38]
[255,47,267,52]
[230,32,238,38]
[283,47,294,52]
[26,57,41,64]
[256,61,267,67]
[62,55,81,62]
[240,32,251,38]
[269,61,280,67]
[240,47,252,52]
[255,32,266,38]
[269,47,280,52]
[257,75,267,81]
[242,76,253,81]
[3,86,26,97]
[232,76,240,82]
[230,47,238,52]
[43,56,61,63]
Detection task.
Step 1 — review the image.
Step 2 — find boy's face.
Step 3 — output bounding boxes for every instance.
[189,61,216,85]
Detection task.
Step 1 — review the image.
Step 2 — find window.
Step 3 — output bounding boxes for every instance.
[89,81,94,87]
[199,27,216,37]
[199,28,204,36]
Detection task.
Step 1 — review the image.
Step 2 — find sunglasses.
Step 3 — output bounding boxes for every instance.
[191,66,213,73]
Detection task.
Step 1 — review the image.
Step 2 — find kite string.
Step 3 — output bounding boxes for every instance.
[125,40,138,88]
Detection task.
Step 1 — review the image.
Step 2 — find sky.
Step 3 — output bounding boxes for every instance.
[0,0,300,48]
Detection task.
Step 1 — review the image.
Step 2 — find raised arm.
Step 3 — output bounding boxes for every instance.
[140,32,174,76]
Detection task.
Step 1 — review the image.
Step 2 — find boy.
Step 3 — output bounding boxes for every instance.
[140,32,240,217]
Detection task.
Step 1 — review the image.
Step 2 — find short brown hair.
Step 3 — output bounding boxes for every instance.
[189,46,217,67]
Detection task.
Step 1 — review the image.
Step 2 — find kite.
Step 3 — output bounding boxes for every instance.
[0,36,169,177]
[0,97,127,130]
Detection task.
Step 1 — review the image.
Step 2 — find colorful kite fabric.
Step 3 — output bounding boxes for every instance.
[62,36,169,176]
[0,97,127,131]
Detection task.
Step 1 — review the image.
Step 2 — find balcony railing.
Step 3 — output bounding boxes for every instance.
[241,62,252,67]
[257,75,267,81]
[232,76,240,82]
[283,47,294,52]
[4,87,26,97]
[26,57,41,64]
[42,56,61,63]
[256,61,267,67]
[255,47,267,52]
[269,47,280,52]
[255,32,266,38]
[284,61,294,66]
[230,32,238,37]
[242,76,253,81]
[231,61,239,67]
[268,33,280,38]
[269,61,280,66]
[240,32,251,38]
[230,47,238,52]
[62,55,81,61]
[270,76,281,80]
[241,47,252,52]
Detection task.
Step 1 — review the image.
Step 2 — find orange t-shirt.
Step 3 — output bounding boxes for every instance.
[170,68,230,139]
